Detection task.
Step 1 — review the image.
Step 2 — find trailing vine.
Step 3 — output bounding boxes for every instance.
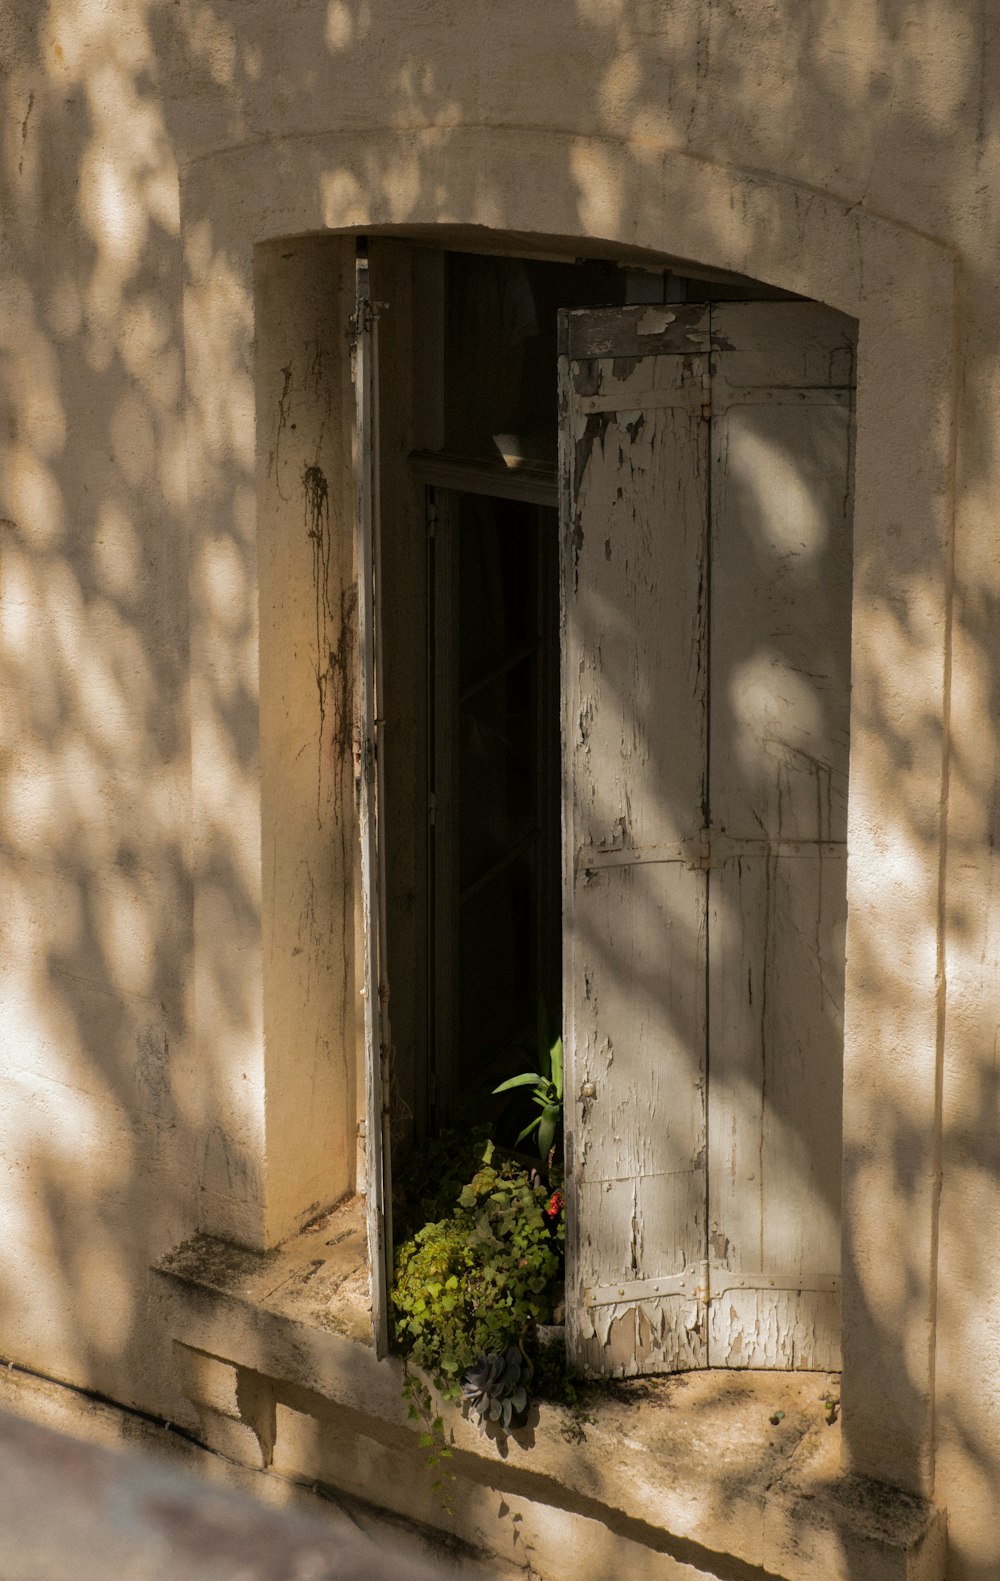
[401,1364,455,1507]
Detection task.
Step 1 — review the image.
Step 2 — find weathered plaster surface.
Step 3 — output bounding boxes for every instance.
[1,2,998,1575]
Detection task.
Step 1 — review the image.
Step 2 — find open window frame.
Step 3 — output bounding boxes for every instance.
[355,236,856,1382]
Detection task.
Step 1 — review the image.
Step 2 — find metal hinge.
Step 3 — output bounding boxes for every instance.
[700,370,713,421]
[351,721,363,787]
[584,1262,708,1308]
[347,298,388,348]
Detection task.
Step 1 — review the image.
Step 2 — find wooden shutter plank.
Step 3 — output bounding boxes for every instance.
[561,307,710,1377]
[354,256,391,1358]
[572,860,709,1374]
[708,852,845,1369]
[706,302,854,1370]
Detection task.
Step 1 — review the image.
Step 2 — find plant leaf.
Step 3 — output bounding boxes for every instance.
[549,1037,563,1100]
[493,1072,542,1094]
[515,1115,542,1145]
[538,1111,556,1159]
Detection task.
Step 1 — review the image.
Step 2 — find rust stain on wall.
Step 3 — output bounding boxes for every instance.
[304,461,333,827]
[269,364,293,496]
[302,456,357,1040]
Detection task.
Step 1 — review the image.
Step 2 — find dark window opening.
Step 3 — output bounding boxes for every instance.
[430,489,561,1127]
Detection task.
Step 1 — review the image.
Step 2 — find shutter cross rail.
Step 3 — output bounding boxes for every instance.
[584,1263,840,1310]
[578,827,844,874]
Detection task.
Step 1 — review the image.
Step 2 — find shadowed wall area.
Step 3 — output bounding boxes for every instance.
[1,3,999,1577]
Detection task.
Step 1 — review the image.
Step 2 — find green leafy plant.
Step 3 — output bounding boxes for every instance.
[392,1141,565,1399]
[493,1009,564,1162]
[392,1138,567,1496]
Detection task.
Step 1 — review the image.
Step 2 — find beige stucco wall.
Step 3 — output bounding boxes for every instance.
[2,2,999,1576]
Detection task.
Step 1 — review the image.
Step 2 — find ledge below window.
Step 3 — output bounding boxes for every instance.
[154,1207,945,1581]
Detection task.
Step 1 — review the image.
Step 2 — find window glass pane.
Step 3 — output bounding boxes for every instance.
[457,494,538,688]
[458,659,537,890]
[457,856,537,1083]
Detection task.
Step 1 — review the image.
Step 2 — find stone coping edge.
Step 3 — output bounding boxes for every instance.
[154,1230,946,1581]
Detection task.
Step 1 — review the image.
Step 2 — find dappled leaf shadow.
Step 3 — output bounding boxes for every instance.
[2,1,999,1575]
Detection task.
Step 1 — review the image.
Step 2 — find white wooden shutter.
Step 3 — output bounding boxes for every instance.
[705,303,852,1369]
[560,306,712,1376]
[354,254,392,1357]
[560,300,854,1377]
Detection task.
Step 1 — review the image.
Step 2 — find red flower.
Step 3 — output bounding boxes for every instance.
[545,1189,564,1219]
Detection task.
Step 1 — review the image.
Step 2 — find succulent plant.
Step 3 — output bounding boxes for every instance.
[461,1345,528,1433]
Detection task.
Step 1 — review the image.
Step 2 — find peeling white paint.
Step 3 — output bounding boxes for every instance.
[560,304,853,1378]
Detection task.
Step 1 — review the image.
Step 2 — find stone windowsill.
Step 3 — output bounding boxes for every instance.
[154,1200,945,1581]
